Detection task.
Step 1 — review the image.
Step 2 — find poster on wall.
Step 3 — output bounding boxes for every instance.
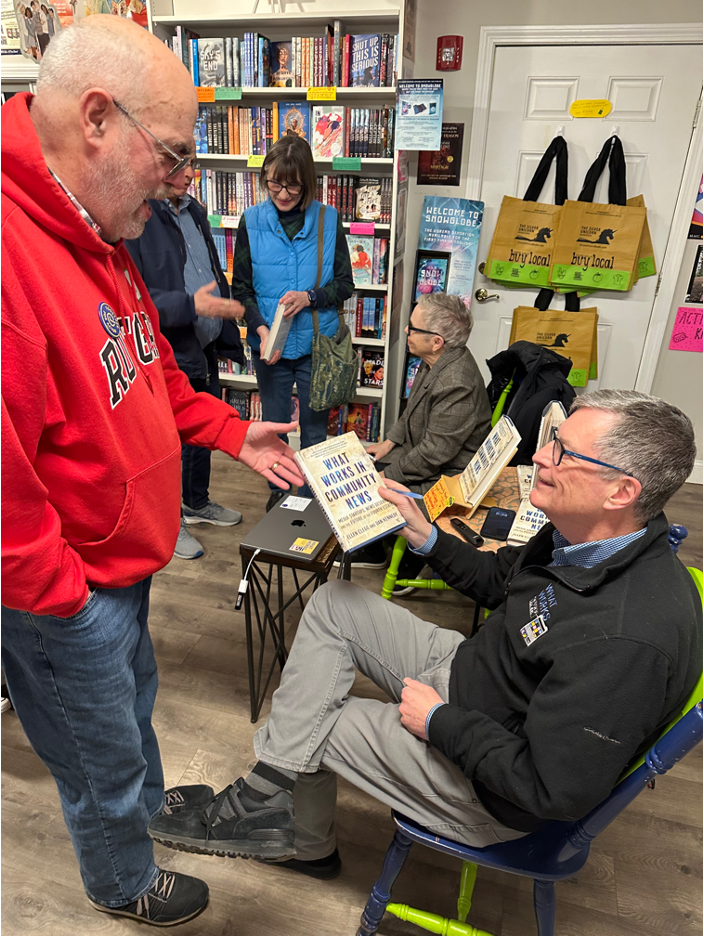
[689,176,703,240]
[417,123,464,186]
[403,0,416,61]
[685,245,703,304]
[4,0,72,61]
[417,196,484,311]
[395,79,443,151]
[668,307,703,353]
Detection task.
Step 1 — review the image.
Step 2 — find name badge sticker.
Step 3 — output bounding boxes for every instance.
[290,538,319,555]
[520,614,548,647]
[280,497,311,512]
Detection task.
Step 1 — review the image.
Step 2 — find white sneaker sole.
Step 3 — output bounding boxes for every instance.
[182,515,242,527]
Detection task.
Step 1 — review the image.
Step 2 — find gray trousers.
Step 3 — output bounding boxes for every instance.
[254,580,526,859]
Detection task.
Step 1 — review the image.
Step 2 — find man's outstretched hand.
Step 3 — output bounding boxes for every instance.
[238,421,305,489]
[399,677,444,740]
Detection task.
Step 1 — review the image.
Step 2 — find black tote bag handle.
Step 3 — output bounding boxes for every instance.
[534,287,580,313]
[523,135,568,206]
[578,135,627,205]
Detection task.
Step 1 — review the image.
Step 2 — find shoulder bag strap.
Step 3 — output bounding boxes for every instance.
[312,205,326,337]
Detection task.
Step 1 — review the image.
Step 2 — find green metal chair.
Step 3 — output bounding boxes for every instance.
[380,378,515,601]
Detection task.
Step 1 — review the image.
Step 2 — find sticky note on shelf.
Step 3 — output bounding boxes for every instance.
[221,215,240,228]
[247,155,265,168]
[196,87,216,103]
[350,221,375,235]
[214,87,242,100]
[207,214,222,227]
[332,156,362,171]
[307,86,337,101]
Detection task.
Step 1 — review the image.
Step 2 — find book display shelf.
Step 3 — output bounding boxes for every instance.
[149,6,410,447]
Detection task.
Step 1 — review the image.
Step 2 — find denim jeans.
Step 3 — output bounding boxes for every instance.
[252,350,329,497]
[1,578,162,906]
[181,343,221,510]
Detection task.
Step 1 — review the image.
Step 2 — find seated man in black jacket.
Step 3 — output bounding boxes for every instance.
[126,153,245,560]
[148,390,701,880]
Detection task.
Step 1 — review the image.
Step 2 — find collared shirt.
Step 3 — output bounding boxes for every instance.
[165,194,222,348]
[49,169,103,239]
[411,523,648,570]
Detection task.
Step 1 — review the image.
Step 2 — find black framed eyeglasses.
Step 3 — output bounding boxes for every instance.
[407,320,442,338]
[113,99,192,180]
[266,179,303,196]
[552,431,634,477]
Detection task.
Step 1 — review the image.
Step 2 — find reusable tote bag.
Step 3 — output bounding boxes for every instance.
[484,135,567,289]
[510,289,598,388]
[549,136,646,293]
[309,207,359,412]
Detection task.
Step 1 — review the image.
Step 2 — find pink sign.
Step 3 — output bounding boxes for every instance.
[350,221,375,236]
[669,306,703,353]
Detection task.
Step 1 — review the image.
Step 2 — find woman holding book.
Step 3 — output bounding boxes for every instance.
[231,134,354,510]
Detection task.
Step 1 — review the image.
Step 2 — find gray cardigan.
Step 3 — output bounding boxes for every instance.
[383,345,492,491]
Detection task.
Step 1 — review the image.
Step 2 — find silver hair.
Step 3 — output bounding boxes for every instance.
[36,18,149,114]
[417,293,473,349]
[570,389,696,522]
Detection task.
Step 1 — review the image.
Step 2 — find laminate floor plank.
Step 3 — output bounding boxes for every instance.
[2,456,701,936]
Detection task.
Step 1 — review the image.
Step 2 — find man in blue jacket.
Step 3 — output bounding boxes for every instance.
[126,155,245,559]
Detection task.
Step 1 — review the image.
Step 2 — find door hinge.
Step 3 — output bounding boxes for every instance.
[653,272,663,297]
[693,99,702,129]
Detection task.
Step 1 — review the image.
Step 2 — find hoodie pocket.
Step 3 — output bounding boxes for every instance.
[77,446,181,586]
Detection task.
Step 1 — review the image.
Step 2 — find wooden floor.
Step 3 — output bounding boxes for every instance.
[2,453,702,936]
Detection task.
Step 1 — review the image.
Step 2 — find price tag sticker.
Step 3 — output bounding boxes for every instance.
[221,215,240,228]
[214,87,243,100]
[207,214,222,227]
[332,156,362,171]
[247,155,265,168]
[350,221,375,235]
[307,86,337,101]
[196,87,216,103]
[569,99,612,118]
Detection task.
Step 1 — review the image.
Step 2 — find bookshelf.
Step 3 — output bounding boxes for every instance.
[149,6,409,444]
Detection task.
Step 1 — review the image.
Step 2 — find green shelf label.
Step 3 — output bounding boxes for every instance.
[332,157,362,171]
[207,214,222,227]
[214,87,242,101]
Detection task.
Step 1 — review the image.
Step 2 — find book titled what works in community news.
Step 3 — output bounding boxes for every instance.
[295,433,405,554]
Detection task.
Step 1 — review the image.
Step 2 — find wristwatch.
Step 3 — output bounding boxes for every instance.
[306,289,318,308]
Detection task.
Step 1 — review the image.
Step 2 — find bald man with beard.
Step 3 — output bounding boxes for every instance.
[1,16,304,927]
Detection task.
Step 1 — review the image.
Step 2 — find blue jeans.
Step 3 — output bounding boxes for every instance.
[1,579,162,906]
[252,351,329,497]
[181,344,221,510]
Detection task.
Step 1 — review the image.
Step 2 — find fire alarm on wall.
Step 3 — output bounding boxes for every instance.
[436,35,463,71]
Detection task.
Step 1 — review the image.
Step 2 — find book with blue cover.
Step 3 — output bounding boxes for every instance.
[350,34,381,87]
[278,102,310,142]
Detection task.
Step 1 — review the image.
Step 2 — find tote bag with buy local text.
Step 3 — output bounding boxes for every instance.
[510,289,598,388]
[549,136,646,293]
[484,135,567,289]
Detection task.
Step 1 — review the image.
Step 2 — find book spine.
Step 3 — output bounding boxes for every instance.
[355,294,363,337]
[333,21,341,86]
[191,38,200,86]
[380,35,387,87]
[233,38,240,87]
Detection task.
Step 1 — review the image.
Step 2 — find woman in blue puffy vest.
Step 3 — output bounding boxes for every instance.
[231,135,354,508]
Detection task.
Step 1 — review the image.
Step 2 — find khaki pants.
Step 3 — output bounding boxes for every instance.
[254,580,526,859]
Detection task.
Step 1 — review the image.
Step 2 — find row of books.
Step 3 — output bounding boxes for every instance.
[218,343,384,387]
[328,403,382,443]
[194,102,395,159]
[191,169,265,219]
[317,176,393,224]
[210,228,235,275]
[169,28,398,90]
[341,293,388,340]
[346,235,389,286]
[218,346,254,378]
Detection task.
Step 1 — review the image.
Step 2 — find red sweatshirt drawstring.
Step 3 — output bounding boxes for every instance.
[106,255,154,393]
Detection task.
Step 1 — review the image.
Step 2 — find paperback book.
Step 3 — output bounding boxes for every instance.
[360,349,385,388]
[507,497,549,546]
[423,416,522,523]
[198,39,226,87]
[530,401,568,491]
[278,102,310,142]
[346,235,374,286]
[294,432,406,554]
[350,34,381,87]
[355,178,382,221]
[261,303,291,362]
[312,106,345,159]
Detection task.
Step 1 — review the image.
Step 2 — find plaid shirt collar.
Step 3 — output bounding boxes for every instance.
[551,527,648,569]
[49,168,103,239]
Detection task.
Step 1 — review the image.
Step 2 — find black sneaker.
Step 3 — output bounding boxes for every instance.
[148,779,295,860]
[266,490,287,512]
[162,784,214,815]
[256,848,342,880]
[89,869,208,927]
[334,543,388,570]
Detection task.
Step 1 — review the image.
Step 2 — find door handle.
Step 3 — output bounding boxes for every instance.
[474,289,500,302]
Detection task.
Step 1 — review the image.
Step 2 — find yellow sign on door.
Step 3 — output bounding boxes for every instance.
[569,99,612,118]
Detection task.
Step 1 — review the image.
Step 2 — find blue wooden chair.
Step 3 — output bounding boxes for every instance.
[357,567,702,936]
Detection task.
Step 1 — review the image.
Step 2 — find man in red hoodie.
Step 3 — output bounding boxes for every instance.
[1,15,304,928]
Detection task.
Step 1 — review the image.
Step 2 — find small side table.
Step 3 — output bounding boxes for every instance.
[240,535,350,722]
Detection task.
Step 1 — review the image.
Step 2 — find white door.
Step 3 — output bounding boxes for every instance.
[468,37,702,390]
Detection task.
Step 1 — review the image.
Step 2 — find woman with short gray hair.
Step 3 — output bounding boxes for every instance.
[356,292,492,585]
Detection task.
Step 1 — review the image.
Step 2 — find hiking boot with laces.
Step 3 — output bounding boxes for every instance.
[162,784,214,816]
[89,869,208,927]
[148,778,295,860]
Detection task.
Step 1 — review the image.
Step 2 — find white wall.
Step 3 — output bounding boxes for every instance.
[401,0,702,472]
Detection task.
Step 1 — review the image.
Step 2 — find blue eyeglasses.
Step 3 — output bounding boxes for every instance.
[552,431,635,478]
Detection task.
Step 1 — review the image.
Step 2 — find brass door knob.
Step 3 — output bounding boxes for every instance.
[474,288,500,302]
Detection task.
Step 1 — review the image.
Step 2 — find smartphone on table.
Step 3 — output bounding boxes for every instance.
[479,507,516,542]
